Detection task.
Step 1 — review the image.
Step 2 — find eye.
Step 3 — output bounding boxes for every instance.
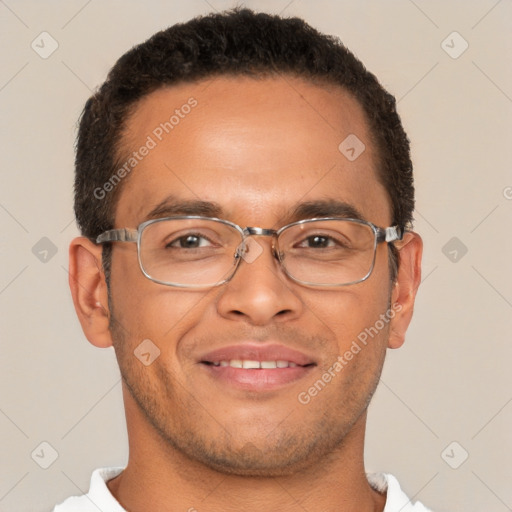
[166,234,213,249]
[299,235,337,249]
[296,234,349,249]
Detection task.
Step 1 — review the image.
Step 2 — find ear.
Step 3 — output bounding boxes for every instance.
[68,237,113,348]
[388,232,423,349]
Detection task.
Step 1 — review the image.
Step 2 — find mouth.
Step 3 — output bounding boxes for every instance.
[201,359,314,369]
[198,344,317,392]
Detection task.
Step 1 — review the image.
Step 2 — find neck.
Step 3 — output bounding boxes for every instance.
[107,388,386,512]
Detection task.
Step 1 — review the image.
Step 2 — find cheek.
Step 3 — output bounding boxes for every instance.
[109,249,213,349]
[294,287,391,434]
[304,279,390,350]
[297,256,392,390]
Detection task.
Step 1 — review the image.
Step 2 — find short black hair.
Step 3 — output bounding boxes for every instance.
[74,8,413,279]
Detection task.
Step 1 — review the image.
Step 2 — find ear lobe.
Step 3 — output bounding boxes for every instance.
[68,237,113,348]
[388,232,423,349]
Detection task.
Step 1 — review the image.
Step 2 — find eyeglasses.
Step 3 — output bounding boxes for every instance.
[95,216,404,288]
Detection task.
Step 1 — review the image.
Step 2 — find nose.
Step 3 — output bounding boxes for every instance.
[216,236,303,326]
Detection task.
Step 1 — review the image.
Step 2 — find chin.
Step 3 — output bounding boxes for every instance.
[190,445,318,478]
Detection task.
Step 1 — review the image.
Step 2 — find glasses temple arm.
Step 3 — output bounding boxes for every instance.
[377,226,404,243]
[96,228,138,244]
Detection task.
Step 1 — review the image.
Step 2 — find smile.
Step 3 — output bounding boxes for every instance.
[198,343,317,392]
[202,359,311,369]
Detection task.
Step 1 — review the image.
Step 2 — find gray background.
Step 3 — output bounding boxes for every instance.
[1,1,511,511]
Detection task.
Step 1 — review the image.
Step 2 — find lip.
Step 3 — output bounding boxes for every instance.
[199,343,317,366]
[198,343,317,392]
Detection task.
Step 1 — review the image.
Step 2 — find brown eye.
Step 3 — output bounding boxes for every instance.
[166,234,211,249]
[304,235,332,248]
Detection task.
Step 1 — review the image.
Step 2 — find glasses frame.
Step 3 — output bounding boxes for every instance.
[95,216,404,288]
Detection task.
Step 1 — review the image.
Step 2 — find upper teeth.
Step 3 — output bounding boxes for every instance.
[213,360,299,369]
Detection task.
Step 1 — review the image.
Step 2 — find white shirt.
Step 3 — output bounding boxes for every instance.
[52,467,432,511]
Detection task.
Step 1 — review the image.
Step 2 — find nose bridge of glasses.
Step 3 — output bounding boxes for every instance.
[242,227,277,237]
[235,227,280,261]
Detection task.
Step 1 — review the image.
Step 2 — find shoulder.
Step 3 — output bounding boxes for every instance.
[52,467,125,512]
[368,473,433,512]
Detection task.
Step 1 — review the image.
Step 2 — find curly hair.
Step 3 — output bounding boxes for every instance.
[74,8,413,281]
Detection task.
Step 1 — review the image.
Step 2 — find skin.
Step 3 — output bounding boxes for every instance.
[69,76,422,512]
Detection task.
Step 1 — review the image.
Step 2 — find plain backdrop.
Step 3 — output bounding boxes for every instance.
[1,1,511,511]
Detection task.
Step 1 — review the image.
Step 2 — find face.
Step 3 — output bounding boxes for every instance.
[107,76,399,476]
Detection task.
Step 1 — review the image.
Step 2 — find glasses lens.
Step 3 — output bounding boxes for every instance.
[278,219,377,286]
[140,218,241,286]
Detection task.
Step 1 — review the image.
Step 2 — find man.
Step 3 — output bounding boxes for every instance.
[57,8,427,511]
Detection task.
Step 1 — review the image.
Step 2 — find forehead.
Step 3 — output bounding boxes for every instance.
[115,76,390,227]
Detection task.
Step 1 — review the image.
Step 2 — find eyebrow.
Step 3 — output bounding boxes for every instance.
[287,200,365,223]
[142,196,365,225]
[143,195,224,221]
